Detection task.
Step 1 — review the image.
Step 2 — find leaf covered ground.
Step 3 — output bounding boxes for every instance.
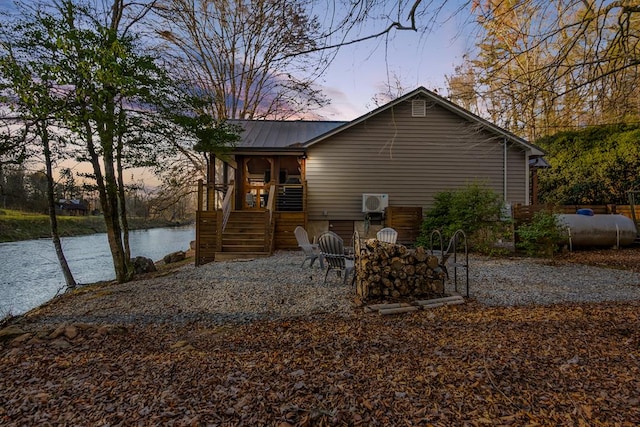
[1,249,639,426]
[559,247,640,273]
[1,301,639,426]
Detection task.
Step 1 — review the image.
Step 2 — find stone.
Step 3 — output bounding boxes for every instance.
[170,340,190,349]
[163,250,186,264]
[0,325,26,342]
[11,333,33,345]
[49,338,71,349]
[64,325,79,340]
[132,256,157,274]
[49,324,67,339]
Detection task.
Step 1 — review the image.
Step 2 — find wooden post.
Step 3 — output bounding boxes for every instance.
[531,168,539,205]
[208,154,216,210]
[216,210,223,252]
[197,179,203,212]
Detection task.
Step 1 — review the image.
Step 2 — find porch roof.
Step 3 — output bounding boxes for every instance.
[229,120,347,152]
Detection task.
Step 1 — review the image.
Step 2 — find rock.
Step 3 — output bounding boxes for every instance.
[132,256,157,274]
[49,338,71,349]
[49,324,67,339]
[0,325,26,342]
[170,340,190,349]
[163,250,186,264]
[94,325,128,337]
[64,325,78,340]
[11,333,33,345]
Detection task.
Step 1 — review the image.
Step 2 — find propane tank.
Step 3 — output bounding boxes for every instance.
[556,214,637,248]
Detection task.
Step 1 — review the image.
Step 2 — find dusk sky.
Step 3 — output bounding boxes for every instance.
[0,0,472,120]
[316,8,470,120]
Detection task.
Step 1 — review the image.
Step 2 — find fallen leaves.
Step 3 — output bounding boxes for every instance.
[0,300,639,425]
[2,248,640,424]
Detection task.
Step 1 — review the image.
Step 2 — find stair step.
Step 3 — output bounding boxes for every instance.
[220,248,268,253]
[215,252,271,261]
[216,210,270,258]
[222,239,265,246]
[226,219,266,225]
[225,223,264,227]
[222,241,264,252]
[222,231,265,238]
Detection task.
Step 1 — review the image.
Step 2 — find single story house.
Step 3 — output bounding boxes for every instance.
[195,86,546,264]
[56,199,89,216]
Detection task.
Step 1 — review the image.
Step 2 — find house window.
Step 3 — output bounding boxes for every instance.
[412,99,426,117]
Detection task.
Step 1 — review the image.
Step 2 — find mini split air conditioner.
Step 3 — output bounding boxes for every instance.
[362,193,389,213]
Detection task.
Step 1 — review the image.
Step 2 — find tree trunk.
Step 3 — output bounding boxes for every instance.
[116,120,132,264]
[41,124,77,290]
[83,113,130,283]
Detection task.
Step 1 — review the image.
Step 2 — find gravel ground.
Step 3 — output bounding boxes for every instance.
[19,249,640,327]
[461,255,640,306]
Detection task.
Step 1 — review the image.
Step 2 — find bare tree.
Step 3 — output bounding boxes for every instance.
[152,0,330,120]
[367,72,411,109]
[446,60,478,113]
[455,0,640,139]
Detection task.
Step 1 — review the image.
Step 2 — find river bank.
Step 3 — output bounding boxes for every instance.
[0,209,192,242]
[0,225,196,317]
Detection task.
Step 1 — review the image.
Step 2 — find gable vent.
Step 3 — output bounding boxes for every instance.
[412,99,426,117]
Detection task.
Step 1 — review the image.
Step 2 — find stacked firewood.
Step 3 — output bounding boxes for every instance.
[354,239,446,300]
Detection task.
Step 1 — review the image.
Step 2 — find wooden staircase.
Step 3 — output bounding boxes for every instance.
[215,211,271,260]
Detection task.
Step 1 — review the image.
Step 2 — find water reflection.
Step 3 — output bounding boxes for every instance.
[0,226,194,316]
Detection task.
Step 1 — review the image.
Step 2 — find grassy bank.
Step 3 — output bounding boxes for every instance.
[0,209,191,243]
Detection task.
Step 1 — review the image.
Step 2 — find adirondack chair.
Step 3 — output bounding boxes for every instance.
[318,231,355,285]
[294,226,324,268]
[376,227,398,244]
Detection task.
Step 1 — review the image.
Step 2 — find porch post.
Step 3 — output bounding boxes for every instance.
[207,153,216,210]
[235,156,244,210]
[531,168,539,205]
[272,157,281,183]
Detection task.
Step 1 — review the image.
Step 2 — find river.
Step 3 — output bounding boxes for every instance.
[0,225,195,317]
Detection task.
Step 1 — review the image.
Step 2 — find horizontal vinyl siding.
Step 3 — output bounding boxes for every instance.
[306,99,527,220]
[506,143,527,205]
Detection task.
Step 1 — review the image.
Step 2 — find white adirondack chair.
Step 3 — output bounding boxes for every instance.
[294,226,324,268]
[377,227,398,244]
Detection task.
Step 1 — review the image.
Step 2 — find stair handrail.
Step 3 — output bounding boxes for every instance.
[266,185,276,253]
[221,183,234,231]
[266,184,276,223]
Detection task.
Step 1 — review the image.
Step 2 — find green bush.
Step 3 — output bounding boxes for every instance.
[515,211,563,257]
[416,183,505,252]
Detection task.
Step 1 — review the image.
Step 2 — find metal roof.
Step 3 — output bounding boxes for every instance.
[229,120,347,150]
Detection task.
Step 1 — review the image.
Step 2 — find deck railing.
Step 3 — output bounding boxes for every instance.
[275,183,304,212]
[221,183,234,231]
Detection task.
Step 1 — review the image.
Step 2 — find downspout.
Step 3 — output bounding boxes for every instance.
[525,151,531,205]
[503,137,508,203]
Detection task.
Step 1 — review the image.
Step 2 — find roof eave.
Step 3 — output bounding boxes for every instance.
[232,147,306,156]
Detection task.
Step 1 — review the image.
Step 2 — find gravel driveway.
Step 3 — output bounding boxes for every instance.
[462,255,640,306]
[18,250,640,328]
